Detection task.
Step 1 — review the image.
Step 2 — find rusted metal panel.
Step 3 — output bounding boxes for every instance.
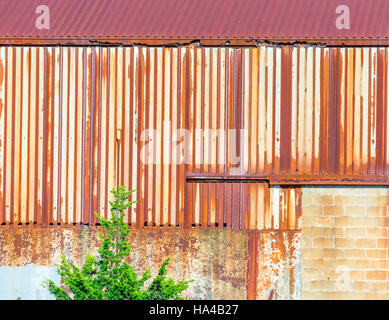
[0,45,387,227]
[1,0,389,45]
[184,182,301,231]
[251,230,301,299]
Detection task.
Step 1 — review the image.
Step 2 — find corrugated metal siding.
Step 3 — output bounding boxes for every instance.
[277,47,388,181]
[0,45,387,227]
[1,0,389,42]
[184,183,301,230]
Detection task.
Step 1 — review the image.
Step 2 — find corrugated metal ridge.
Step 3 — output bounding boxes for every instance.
[1,0,389,42]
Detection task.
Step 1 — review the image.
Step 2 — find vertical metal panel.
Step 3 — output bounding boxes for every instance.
[0,45,386,228]
[184,182,301,230]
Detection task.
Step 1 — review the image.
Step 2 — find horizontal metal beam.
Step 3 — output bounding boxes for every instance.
[187,174,389,186]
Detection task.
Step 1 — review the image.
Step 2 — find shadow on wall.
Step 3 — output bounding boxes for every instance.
[0,264,59,300]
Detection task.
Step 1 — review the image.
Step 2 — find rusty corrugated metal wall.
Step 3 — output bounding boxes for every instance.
[0,45,387,227]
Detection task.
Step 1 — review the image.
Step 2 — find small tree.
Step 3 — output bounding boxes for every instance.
[43,186,192,300]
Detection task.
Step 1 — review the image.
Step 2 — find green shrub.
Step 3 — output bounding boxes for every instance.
[43,186,192,300]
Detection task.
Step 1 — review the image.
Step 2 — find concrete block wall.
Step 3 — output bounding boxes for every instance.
[301,186,389,299]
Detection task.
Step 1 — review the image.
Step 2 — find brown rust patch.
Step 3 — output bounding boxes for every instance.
[256,230,301,299]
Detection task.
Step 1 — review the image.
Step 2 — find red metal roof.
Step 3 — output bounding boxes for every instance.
[0,0,389,43]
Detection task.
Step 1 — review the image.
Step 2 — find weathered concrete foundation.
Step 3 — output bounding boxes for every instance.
[0,227,301,300]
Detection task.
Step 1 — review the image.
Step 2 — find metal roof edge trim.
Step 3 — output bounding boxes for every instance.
[3,38,389,47]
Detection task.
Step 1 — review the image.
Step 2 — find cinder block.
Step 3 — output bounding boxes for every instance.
[355,259,375,270]
[322,268,362,281]
[348,270,366,280]
[345,228,366,238]
[366,227,387,239]
[311,280,335,291]
[323,248,342,259]
[301,291,328,300]
[355,217,377,228]
[321,292,344,300]
[302,216,314,227]
[343,249,365,259]
[334,216,355,227]
[303,216,334,227]
[310,259,334,269]
[342,292,368,299]
[302,248,324,259]
[377,196,389,205]
[377,217,389,227]
[303,238,313,248]
[320,195,333,205]
[376,282,389,292]
[354,281,376,291]
[367,206,386,217]
[366,249,386,259]
[332,259,355,268]
[322,227,344,237]
[355,238,376,249]
[322,206,343,217]
[334,195,377,206]
[366,271,386,280]
[377,239,389,248]
[302,227,323,238]
[302,195,316,206]
[302,280,312,291]
[335,238,354,248]
[303,269,323,280]
[366,292,389,300]
[374,260,389,270]
[344,206,366,217]
[313,238,334,248]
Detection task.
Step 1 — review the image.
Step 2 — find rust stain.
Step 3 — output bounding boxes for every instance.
[247,230,258,299]
[0,60,3,88]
